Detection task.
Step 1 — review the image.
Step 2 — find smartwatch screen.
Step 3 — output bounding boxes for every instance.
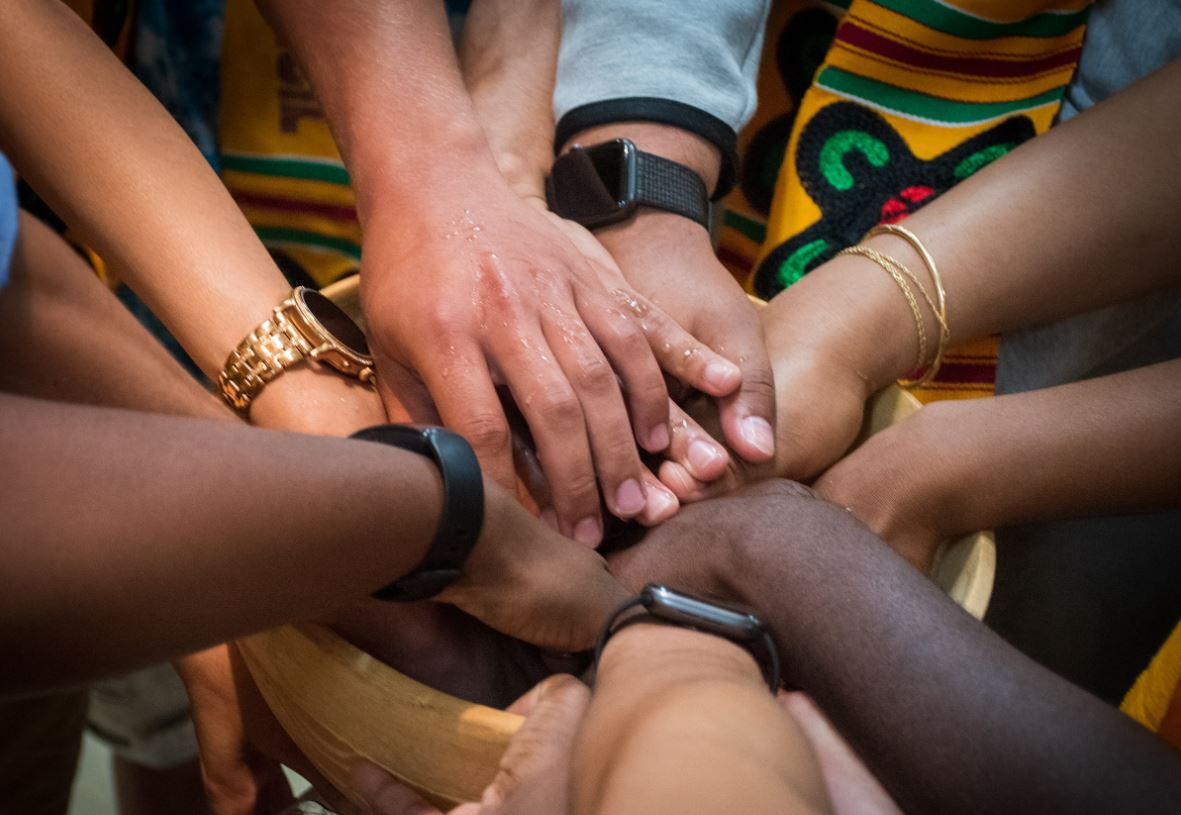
[550,139,638,228]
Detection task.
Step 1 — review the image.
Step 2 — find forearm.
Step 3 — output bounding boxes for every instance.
[258,0,501,221]
[0,393,441,691]
[930,358,1181,538]
[575,625,829,815]
[718,493,1181,813]
[460,0,561,201]
[0,1,290,378]
[786,57,1181,392]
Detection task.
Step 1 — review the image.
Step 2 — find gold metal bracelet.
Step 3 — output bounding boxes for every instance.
[837,245,927,374]
[864,224,949,388]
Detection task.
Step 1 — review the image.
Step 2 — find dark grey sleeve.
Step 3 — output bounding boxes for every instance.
[553,0,770,196]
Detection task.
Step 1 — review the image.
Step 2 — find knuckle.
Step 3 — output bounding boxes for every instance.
[460,412,511,452]
[560,469,600,501]
[534,386,583,426]
[572,355,616,394]
[740,365,777,401]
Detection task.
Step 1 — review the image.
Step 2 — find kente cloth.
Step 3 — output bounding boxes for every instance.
[720,0,1090,402]
[218,0,361,290]
[1122,619,1181,751]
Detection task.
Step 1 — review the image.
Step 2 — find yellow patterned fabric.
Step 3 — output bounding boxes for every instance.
[723,1,1089,401]
[218,0,360,288]
[1122,620,1181,751]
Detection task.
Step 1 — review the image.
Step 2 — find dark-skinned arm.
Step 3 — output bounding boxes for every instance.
[610,481,1181,814]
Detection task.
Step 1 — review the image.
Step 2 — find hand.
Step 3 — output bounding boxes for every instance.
[175,645,349,815]
[350,674,589,815]
[597,211,777,466]
[439,479,630,652]
[659,265,892,503]
[360,170,741,545]
[814,401,962,573]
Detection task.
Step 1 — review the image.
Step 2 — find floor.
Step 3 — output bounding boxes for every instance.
[68,735,116,815]
[68,735,310,814]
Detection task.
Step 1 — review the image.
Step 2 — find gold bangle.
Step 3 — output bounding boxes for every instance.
[864,224,949,388]
[837,245,927,374]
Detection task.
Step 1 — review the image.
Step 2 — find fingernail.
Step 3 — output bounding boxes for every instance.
[614,479,646,516]
[703,359,740,391]
[650,487,678,519]
[647,423,671,451]
[687,439,725,474]
[540,508,559,530]
[573,516,602,547]
[741,416,776,457]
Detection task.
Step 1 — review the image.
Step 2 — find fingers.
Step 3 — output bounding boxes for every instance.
[636,467,679,526]
[574,287,671,453]
[606,287,743,398]
[540,309,650,524]
[711,312,779,464]
[493,329,604,546]
[666,401,730,482]
[414,343,518,491]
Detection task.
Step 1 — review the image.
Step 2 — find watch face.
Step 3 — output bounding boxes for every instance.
[551,139,638,228]
[299,289,370,356]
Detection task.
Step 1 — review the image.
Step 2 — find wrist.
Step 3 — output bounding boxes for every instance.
[598,623,763,691]
[767,252,922,395]
[248,366,387,437]
[561,122,721,197]
[351,123,499,224]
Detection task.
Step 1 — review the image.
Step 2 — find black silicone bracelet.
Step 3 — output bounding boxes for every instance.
[350,424,484,602]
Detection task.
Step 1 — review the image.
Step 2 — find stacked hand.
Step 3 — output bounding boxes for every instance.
[361,168,743,546]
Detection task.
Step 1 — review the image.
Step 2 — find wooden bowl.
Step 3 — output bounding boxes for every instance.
[238,276,996,810]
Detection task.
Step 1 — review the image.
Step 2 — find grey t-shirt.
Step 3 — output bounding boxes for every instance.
[554,0,769,132]
[998,0,1181,394]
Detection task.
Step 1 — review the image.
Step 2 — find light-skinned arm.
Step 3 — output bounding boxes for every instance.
[256,0,743,543]
[0,0,384,436]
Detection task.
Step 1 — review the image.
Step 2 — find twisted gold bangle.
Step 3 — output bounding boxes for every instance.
[865,224,949,388]
[837,245,927,374]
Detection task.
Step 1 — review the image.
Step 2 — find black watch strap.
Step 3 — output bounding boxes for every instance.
[633,150,710,228]
[350,424,484,602]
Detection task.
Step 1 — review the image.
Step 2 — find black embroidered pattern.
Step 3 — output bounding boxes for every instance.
[751,102,1036,299]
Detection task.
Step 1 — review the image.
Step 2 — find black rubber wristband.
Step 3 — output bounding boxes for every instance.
[351,425,484,602]
[555,97,738,199]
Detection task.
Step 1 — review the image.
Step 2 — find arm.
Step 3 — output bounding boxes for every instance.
[815,357,1181,570]
[0,0,383,435]
[0,392,440,690]
[671,55,1181,497]
[257,0,741,541]
[0,391,626,691]
[609,482,1181,814]
[554,0,778,466]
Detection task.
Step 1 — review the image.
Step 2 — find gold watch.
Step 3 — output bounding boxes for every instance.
[218,286,376,412]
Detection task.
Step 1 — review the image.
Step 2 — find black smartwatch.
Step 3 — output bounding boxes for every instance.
[546,138,710,230]
[350,424,484,602]
[594,584,781,693]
